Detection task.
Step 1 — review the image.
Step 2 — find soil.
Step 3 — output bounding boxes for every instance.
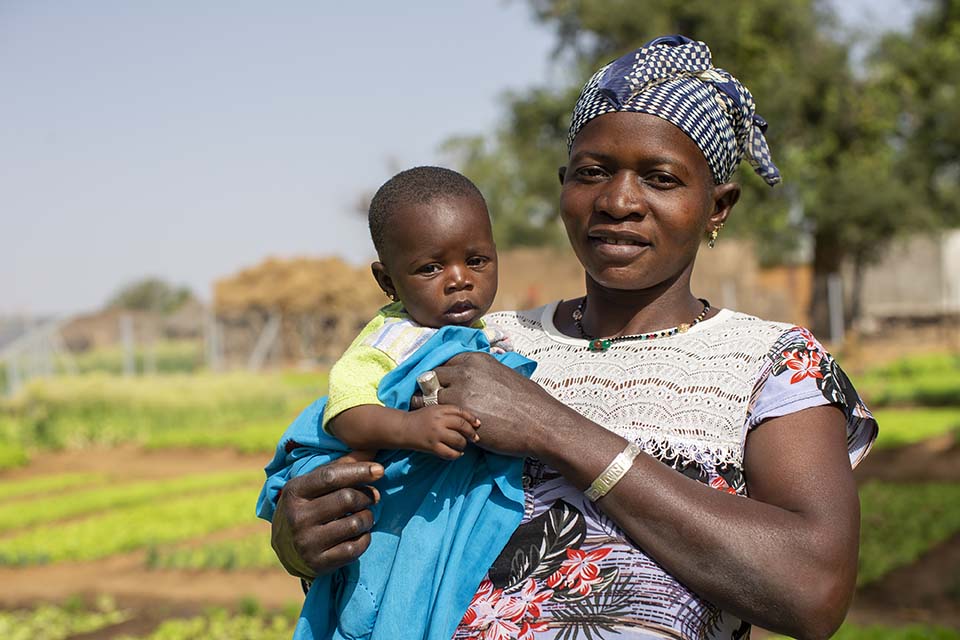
[2,444,958,637]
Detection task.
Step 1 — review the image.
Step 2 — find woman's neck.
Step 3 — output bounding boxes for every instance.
[564,274,710,339]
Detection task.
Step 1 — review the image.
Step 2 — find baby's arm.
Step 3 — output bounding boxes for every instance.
[328,404,481,460]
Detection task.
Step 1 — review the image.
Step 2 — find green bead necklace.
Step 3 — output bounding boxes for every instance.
[573,297,711,352]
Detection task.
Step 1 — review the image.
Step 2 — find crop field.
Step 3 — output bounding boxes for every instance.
[0,353,957,639]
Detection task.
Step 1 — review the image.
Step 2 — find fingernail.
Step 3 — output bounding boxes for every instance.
[474,434,480,442]
[369,463,384,477]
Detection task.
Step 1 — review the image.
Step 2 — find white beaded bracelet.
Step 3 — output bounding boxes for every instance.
[584,442,643,502]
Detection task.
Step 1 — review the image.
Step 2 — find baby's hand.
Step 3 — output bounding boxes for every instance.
[400,405,481,460]
[483,325,514,354]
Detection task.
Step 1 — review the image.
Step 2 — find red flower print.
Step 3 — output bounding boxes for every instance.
[518,619,550,640]
[513,578,553,619]
[460,579,523,640]
[795,327,819,350]
[710,475,738,495]
[546,547,612,596]
[782,349,824,384]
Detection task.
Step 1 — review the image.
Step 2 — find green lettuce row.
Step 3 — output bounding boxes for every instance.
[147,530,277,571]
[858,481,960,586]
[144,419,289,454]
[768,623,960,639]
[0,485,259,565]
[118,609,296,640]
[0,469,260,534]
[0,596,129,640]
[870,407,960,449]
[0,471,106,504]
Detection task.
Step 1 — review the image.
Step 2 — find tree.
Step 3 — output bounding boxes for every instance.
[446,0,953,335]
[873,0,960,227]
[107,277,193,314]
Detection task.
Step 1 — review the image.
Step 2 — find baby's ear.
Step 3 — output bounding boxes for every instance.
[371,262,397,301]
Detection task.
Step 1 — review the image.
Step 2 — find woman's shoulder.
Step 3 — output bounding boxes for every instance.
[486,304,552,334]
[686,308,805,357]
[713,309,797,334]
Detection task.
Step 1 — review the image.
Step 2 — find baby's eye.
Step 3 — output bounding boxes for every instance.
[418,263,442,275]
[466,256,490,269]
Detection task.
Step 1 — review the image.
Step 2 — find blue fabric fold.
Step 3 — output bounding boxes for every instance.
[256,325,536,640]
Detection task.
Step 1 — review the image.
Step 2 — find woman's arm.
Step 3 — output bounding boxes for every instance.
[433,353,859,640]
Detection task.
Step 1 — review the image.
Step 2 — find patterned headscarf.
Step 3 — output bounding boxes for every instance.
[568,35,781,186]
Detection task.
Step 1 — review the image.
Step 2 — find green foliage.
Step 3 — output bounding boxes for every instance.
[144,419,287,453]
[0,485,258,565]
[872,0,960,225]
[768,622,960,640]
[147,531,277,571]
[0,596,129,640]
[0,470,259,534]
[859,373,960,408]
[0,442,28,471]
[858,481,960,586]
[831,625,960,640]
[861,352,960,379]
[856,352,960,407]
[871,408,960,448]
[107,277,193,313]
[71,340,204,375]
[0,372,323,458]
[117,608,296,640]
[0,471,104,503]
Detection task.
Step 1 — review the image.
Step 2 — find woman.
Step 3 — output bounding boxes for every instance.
[268,36,876,639]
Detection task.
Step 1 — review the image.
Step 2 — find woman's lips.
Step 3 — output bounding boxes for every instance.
[589,235,651,259]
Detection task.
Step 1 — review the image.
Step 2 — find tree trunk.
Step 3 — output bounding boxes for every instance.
[809,230,846,338]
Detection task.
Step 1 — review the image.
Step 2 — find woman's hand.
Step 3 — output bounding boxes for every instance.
[271,461,383,579]
[425,352,566,458]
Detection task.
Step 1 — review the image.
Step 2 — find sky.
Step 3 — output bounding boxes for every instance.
[0,1,919,316]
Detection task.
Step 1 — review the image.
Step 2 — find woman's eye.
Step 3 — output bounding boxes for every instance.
[645,173,680,188]
[575,166,609,180]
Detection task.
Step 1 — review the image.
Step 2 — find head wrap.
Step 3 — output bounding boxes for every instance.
[567,35,781,186]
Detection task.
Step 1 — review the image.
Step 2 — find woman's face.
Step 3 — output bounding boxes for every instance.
[559,111,735,293]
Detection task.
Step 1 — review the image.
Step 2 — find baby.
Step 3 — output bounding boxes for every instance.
[259,166,532,639]
[323,165,505,461]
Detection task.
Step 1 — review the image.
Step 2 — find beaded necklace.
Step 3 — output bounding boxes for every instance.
[573,297,711,351]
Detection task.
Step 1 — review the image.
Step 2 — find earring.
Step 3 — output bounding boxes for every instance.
[385,291,398,302]
[708,222,724,249]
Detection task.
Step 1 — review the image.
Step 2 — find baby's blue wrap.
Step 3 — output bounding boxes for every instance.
[256,326,536,640]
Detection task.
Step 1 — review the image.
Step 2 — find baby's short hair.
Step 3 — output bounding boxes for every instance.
[368,166,486,259]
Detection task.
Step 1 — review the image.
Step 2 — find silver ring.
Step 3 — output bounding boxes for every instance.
[417,370,441,406]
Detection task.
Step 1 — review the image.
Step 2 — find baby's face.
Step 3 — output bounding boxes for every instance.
[376,194,497,328]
